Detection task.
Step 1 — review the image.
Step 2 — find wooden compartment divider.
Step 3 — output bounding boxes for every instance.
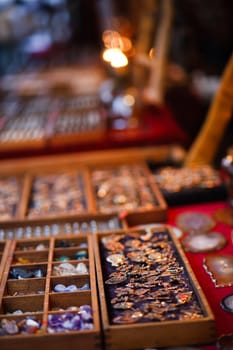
[0,241,12,285]
[17,174,32,220]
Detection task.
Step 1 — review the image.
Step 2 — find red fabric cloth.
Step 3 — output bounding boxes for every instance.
[107,105,189,148]
[167,201,233,349]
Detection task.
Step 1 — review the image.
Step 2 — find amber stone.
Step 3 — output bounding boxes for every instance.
[204,254,233,287]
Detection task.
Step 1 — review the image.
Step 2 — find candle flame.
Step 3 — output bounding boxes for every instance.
[102,30,131,68]
[102,48,128,68]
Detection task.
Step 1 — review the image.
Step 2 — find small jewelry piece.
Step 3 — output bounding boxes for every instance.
[113,302,134,309]
[182,232,227,253]
[220,293,233,313]
[112,310,144,324]
[204,254,233,287]
[106,254,126,267]
[176,212,215,233]
[105,275,127,285]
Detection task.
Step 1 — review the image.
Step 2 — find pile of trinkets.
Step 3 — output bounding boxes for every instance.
[100,228,205,324]
[0,317,42,335]
[0,305,94,335]
[152,165,227,206]
[153,165,223,193]
[47,305,94,333]
[27,172,86,217]
[92,164,158,213]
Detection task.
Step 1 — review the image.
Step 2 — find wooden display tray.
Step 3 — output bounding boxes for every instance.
[49,108,107,148]
[0,138,47,153]
[94,225,216,350]
[0,147,170,226]
[0,110,107,154]
[0,234,101,350]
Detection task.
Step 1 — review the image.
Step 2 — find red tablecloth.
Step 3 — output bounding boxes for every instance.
[167,201,233,349]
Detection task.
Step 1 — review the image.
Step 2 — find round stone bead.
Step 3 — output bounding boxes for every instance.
[64,284,79,292]
[53,263,76,276]
[58,256,70,262]
[74,250,88,260]
[35,244,47,251]
[54,284,66,292]
[80,283,90,290]
[1,319,19,335]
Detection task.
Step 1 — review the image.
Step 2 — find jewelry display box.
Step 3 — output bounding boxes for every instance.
[0,234,101,350]
[0,147,168,230]
[94,225,216,350]
[0,93,107,155]
[0,147,217,349]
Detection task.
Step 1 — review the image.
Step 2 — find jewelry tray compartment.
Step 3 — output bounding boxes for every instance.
[89,161,167,226]
[152,165,227,206]
[49,105,107,148]
[94,225,216,350]
[0,150,168,226]
[0,235,101,350]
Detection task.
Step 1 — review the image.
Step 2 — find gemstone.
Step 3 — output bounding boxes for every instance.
[204,254,233,287]
[11,310,23,314]
[9,268,35,279]
[76,262,88,274]
[176,212,215,233]
[24,319,41,334]
[74,250,88,259]
[34,269,44,278]
[53,263,76,276]
[182,232,227,253]
[80,283,90,290]
[220,293,233,313]
[58,256,70,262]
[1,319,19,334]
[54,284,66,292]
[16,257,31,264]
[35,244,47,251]
[47,305,93,333]
[64,284,79,292]
[106,254,126,266]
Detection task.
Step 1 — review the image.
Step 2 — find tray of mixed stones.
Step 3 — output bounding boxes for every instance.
[0,235,101,350]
